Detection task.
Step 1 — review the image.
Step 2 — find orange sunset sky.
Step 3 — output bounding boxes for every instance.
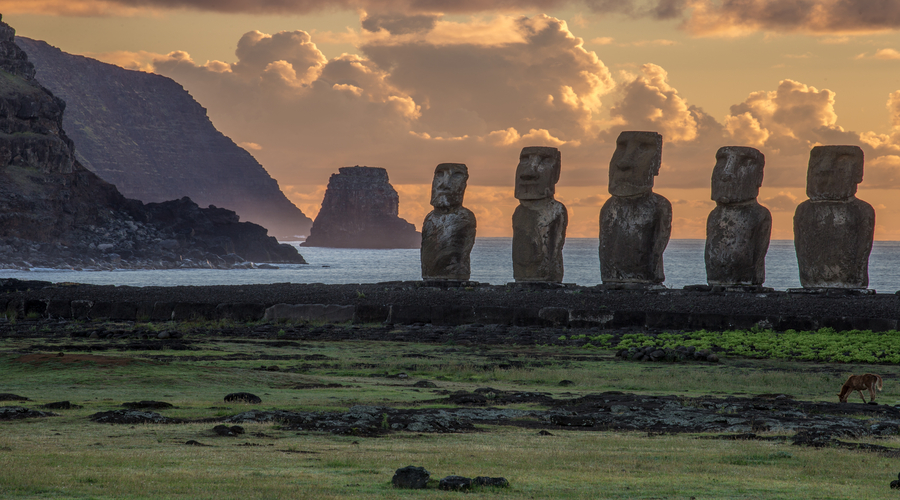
[5,1,900,239]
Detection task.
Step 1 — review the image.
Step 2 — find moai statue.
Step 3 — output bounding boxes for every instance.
[794,145,875,289]
[705,146,772,286]
[421,163,477,280]
[512,146,568,282]
[599,131,672,285]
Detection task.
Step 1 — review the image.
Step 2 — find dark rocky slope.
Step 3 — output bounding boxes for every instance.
[0,17,304,269]
[302,166,420,248]
[16,37,312,240]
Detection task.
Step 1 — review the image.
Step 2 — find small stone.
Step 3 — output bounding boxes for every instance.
[157,331,170,339]
[392,466,430,489]
[474,476,509,488]
[224,392,262,404]
[558,380,574,387]
[439,475,472,491]
[538,430,554,436]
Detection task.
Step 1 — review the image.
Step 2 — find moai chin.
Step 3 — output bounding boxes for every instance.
[794,145,874,289]
[599,131,672,284]
[512,146,568,282]
[705,146,772,286]
[421,163,477,280]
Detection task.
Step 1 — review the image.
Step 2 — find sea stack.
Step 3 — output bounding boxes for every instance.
[302,166,421,248]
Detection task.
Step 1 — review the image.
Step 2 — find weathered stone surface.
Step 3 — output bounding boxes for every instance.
[600,131,671,284]
[392,466,430,489]
[302,166,420,248]
[263,303,355,323]
[18,37,313,240]
[705,146,771,286]
[439,475,472,491]
[421,163,476,280]
[512,147,567,282]
[794,146,874,289]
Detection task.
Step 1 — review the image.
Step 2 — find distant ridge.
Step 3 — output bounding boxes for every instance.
[17,37,312,240]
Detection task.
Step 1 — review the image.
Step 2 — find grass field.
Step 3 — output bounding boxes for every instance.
[2,329,900,499]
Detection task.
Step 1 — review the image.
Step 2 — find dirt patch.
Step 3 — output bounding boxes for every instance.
[15,353,134,367]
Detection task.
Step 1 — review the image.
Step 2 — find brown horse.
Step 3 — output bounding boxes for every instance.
[838,373,883,403]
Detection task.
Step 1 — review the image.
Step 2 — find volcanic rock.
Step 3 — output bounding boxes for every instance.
[392,466,430,489]
[16,37,312,240]
[439,475,472,491]
[302,166,420,248]
[224,392,262,404]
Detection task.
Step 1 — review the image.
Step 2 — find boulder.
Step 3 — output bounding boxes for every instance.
[224,392,262,404]
[391,466,430,489]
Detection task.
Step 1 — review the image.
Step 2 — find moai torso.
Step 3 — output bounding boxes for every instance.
[512,199,567,282]
[599,131,671,284]
[599,193,671,283]
[421,163,477,280]
[704,146,772,286]
[794,198,874,288]
[512,146,567,282]
[421,207,477,280]
[706,202,771,285]
[793,145,875,289]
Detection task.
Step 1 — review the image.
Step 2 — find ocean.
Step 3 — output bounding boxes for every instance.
[3,238,900,292]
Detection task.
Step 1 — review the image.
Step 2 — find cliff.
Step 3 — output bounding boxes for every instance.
[0,17,305,269]
[16,37,312,240]
[302,166,420,248]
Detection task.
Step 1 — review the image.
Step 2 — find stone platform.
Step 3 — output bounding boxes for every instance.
[3,279,900,333]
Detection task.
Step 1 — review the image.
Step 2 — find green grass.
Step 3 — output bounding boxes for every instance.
[2,334,900,498]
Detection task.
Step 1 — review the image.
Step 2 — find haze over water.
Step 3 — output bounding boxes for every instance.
[4,239,900,292]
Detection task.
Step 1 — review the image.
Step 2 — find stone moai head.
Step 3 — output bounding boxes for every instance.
[608,131,663,197]
[711,146,765,204]
[515,146,561,201]
[806,145,864,201]
[431,163,469,209]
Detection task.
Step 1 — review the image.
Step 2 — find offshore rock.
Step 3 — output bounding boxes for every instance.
[512,147,567,282]
[421,163,476,280]
[600,131,671,284]
[794,145,874,289]
[302,166,420,248]
[705,146,771,286]
[0,16,304,269]
[17,37,312,240]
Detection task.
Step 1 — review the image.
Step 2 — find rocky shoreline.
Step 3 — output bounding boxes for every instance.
[2,278,900,333]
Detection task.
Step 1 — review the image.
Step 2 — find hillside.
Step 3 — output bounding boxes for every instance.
[17,37,312,240]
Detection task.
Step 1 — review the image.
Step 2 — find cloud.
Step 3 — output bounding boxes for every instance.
[606,63,701,142]
[724,79,862,155]
[684,0,900,36]
[361,15,614,142]
[361,13,440,34]
[856,48,900,60]
[760,191,799,212]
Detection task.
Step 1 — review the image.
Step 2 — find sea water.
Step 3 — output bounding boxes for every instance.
[3,238,900,292]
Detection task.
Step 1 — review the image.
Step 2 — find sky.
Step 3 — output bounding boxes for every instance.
[7,1,900,239]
